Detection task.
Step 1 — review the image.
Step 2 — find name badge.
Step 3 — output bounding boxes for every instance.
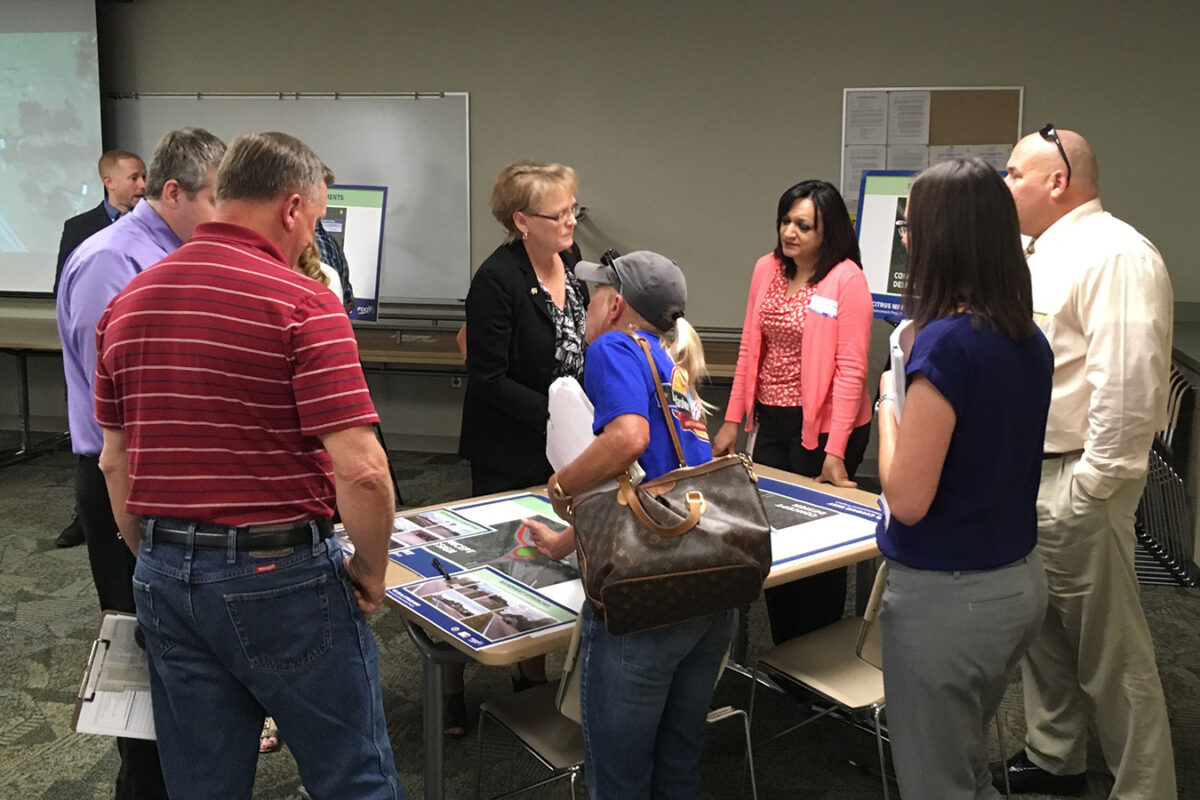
[808,295,838,318]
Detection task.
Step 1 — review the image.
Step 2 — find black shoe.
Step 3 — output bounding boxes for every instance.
[991,750,1087,796]
[55,517,85,548]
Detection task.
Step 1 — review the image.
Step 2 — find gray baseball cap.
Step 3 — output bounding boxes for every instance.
[574,250,687,332]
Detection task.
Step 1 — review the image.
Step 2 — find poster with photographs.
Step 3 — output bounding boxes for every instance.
[387,566,575,650]
[389,508,491,550]
[854,170,919,321]
[388,493,576,587]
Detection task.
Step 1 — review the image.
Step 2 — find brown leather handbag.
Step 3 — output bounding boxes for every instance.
[570,334,772,636]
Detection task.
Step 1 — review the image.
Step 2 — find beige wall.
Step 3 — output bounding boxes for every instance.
[5,2,1195,450]
[96,0,1200,324]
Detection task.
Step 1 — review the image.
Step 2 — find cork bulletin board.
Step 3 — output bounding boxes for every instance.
[840,86,1024,210]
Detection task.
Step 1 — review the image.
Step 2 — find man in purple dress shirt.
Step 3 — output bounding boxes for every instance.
[55,127,225,800]
[53,149,146,548]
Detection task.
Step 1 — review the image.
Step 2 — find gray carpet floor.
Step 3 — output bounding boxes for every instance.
[1,446,1196,799]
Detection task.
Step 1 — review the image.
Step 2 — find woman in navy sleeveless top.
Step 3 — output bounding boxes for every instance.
[875,158,1053,799]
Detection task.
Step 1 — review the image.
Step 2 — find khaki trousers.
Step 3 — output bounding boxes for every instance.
[1021,454,1176,799]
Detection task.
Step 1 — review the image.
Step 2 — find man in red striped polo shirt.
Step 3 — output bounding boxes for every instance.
[94,132,405,800]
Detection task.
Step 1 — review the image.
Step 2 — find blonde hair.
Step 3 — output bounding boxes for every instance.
[295,242,330,286]
[490,161,578,243]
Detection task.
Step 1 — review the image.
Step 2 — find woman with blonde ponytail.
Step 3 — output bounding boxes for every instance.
[524,251,732,799]
[294,241,344,303]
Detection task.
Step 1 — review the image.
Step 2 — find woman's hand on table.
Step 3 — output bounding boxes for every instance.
[523,518,576,560]
[712,421,740,456]
[815,453,858,488]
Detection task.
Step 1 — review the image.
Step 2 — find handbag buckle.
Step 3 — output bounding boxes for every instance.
[686,490,706,515]
[736,452,758,482]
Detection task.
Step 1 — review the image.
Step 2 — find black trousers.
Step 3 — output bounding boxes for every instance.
[75,455,169,800]
[752,404,871,645]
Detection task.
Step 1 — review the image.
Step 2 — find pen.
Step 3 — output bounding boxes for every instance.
[431,557,452,581]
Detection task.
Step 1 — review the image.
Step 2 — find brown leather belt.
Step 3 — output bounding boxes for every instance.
[145,517,333,550]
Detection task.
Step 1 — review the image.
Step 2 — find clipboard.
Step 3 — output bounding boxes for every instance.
[888,319,915,420]
[72,611,156,740]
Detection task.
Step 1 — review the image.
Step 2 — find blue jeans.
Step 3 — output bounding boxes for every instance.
[579,603,734,800]
[132,522,405,800]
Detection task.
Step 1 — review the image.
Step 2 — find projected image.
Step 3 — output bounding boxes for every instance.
[0,30,103,277]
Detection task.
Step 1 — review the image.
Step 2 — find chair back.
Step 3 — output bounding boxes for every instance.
[555,612,585,723]
[855,561,888,669]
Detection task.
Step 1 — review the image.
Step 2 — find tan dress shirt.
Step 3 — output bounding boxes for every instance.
[1028,198,1173,499]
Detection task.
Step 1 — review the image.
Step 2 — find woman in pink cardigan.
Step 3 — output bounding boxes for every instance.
[713,180,873,644]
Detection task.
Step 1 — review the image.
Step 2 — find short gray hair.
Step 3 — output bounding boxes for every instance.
[144,128,225,199]
[216,132,325,203]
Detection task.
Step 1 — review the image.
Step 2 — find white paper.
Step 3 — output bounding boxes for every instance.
[546,377,642,496]
[539,578,585,613]
[888,320,915,421]
[76,613,156,740]
[546,377,596,473]
[769,512,877,564]
[844,90,888,145]
[972,144,1014,170]
[841,145,887,208]
[928,144,972,165]
[886,145,929,171]
[887,91,931,145]
[929,144,1015,171]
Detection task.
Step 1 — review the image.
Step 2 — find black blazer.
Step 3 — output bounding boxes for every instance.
[458,240,587,479]
[53,203,113,295]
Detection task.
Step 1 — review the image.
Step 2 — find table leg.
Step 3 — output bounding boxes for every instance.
[16,352,30,452]
[1,350,70,468]
[403,620,471,800]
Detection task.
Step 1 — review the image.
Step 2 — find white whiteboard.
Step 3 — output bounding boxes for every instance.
[103,93,470,303]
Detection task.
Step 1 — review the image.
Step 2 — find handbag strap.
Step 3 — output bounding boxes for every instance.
[623,330,687,468]
[616,472,704,537]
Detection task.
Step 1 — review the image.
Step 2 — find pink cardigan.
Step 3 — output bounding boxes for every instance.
[725,254,873,458]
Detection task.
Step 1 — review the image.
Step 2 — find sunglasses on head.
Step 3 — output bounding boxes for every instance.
[1039,123,1072,186]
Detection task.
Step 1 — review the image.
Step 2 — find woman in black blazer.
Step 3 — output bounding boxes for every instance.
[450,161,588,734]
[458,168,587,487]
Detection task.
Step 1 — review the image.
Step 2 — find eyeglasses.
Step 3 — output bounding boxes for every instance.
[895,219,909,237]
[1038,123,1072,186]
[526,203,581,223]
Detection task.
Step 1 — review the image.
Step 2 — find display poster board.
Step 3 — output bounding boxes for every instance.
[841,86,1022,211]
[855,170,919,321]
[370,480,881,652]
[322,184,386,321]
[103,93,470,306]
